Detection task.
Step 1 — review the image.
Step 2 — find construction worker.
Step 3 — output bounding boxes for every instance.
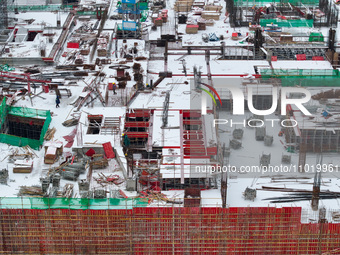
[113,82,117,95]
[56,95,60,108]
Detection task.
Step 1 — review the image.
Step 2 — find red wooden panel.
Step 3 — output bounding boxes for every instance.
[296,54,306,60]
[67,42,79,48]
[102,142,115,159]
[312,56,324,61]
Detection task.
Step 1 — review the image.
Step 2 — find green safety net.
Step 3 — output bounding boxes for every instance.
[8,5,73,12]
[261,69,340,87]
[260,19,314,28]
[0,98,51,150]
[139,2,148,10]
[309,32,324,42]
[0,197,148,210]
[261,69,339,76]
[141,10,148,22]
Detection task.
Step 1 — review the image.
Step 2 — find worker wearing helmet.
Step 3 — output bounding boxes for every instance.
[113,82,117,95]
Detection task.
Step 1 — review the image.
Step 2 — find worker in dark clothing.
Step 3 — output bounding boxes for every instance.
[56,95,60,108]
[113,82,117,95]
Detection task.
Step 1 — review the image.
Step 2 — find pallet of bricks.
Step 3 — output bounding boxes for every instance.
[174,0,193,12]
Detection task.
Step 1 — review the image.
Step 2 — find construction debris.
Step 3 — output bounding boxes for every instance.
[90,155,109,169]
[62,183,74,198]
[139,190,183,204]
[62,118,79,127]
[44,127,56,141]
[18,186,44,197]
[6,146,35,162]
[93,172,124,187]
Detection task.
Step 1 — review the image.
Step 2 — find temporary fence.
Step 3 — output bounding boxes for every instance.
[0,204,339,254]
[0,197,149,210]
[0,98,51,150]
[260,69,340,87]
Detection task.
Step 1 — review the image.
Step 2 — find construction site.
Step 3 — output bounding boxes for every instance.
[1,0,340,253]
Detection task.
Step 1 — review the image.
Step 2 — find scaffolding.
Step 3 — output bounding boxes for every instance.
[116,0,148,38]
[0,201,339,254]
[0,98,51,150]
[227,0,338,27]
[0,0,8,30]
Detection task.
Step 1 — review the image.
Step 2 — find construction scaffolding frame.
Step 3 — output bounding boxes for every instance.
[227,0,338,28]
[0,201,339,254]
[0,0,8,30]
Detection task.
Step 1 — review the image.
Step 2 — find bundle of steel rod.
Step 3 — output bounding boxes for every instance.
[259,186,340,203]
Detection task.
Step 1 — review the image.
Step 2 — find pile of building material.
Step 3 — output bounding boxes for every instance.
[312,89,340,100]
[78,179,91,198]
[62,117,78,127]
[44,141,63,164]
[201,11,220,20]
[186,24,199,34]
[44,127,56,141]
[6,146,36,162]
[261,186,340,203]
[90,154,109,169]
[18,186,44,196]
[60,159,87,181]
[62,183,74,198]
[244,187,256,201]
[93,173,124,187]
[204,4,222,12]
[174,0,193,12]
[97,32,110,57]
[75,55,84,65]
[13,159,33,173]
[139,190,183,204]
[152,9,168,25]
[184,188,201,207]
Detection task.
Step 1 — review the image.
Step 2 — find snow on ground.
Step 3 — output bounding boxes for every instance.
[0,0,340,221]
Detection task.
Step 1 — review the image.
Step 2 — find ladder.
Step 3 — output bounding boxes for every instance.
[100,117,120,135]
